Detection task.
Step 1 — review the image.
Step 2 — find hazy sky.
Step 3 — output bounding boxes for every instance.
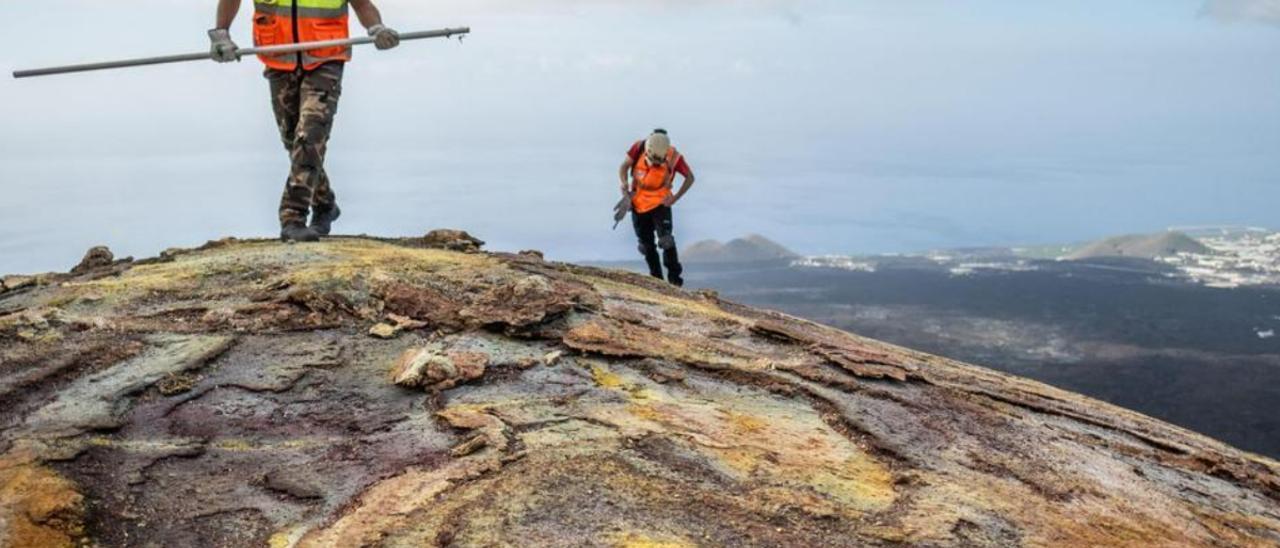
[1,0,1278,272]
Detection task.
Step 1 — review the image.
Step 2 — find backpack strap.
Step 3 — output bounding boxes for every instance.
[662,147,683,190]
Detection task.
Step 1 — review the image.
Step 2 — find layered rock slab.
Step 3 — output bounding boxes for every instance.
[0,235,1277,547]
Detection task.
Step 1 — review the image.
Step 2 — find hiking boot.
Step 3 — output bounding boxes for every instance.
[280,223,321,243]
[669,275,684,288]
[310,204,341,237]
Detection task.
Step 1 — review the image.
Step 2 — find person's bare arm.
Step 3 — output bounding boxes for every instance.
[349,0,385,29]
[670,173,695,205]
[215,0,241,29]
[350,0,400,49]
[619,156,635,195]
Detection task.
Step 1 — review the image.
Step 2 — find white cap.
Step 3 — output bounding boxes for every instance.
[645,132,671,158]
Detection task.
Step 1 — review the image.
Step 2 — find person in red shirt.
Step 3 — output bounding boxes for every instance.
[618,129,696,286]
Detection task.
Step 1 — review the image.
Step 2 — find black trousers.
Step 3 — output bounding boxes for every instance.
[632,206,683,286]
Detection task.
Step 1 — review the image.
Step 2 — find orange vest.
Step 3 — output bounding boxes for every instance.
[252,0,352,71]
[631,146,682,214]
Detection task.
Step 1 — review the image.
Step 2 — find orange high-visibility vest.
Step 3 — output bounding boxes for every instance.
[252,0,352,71]
[631,146,682,214]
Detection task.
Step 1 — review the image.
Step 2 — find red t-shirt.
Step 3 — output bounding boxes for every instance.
[627,140,693,178]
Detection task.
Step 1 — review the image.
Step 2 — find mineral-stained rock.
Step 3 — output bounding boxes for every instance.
[459,274,599,330]
[0,454,85,548]
[391,347,489,391]
[378,282,465,329]
[387,313,427,331]
[22,334,234,437]
[1,234,1278,547]
[449,434,489,457]
[155,371,200,396]
[368,322,399,339]
[390,347,441,387]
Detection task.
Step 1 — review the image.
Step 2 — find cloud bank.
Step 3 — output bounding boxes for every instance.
[1202,0,1280,25]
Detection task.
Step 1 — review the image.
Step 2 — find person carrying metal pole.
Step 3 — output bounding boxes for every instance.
[618,129,696,287]
[211,0,402,242]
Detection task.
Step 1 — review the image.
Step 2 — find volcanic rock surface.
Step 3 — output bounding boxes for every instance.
[1,233,1278,547]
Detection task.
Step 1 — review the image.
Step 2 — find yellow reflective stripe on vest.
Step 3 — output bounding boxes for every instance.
[302,50,351,64]
[255,0,347,8]
[254,0,348,18]
[255,4,348,18]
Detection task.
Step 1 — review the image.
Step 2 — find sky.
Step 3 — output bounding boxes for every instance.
[1,0,1278,272]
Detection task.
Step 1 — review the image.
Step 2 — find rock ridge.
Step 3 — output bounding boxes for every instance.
[0,232,1278,547]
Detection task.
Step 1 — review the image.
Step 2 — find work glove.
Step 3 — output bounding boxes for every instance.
[208,28,240,63]
[367,24,401,50]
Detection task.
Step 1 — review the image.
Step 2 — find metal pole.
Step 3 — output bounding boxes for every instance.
[13,27,469,79]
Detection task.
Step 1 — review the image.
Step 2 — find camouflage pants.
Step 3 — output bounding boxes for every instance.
[266,62,344,227]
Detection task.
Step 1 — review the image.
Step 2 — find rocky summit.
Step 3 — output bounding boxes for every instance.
[1,232,1278,547]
